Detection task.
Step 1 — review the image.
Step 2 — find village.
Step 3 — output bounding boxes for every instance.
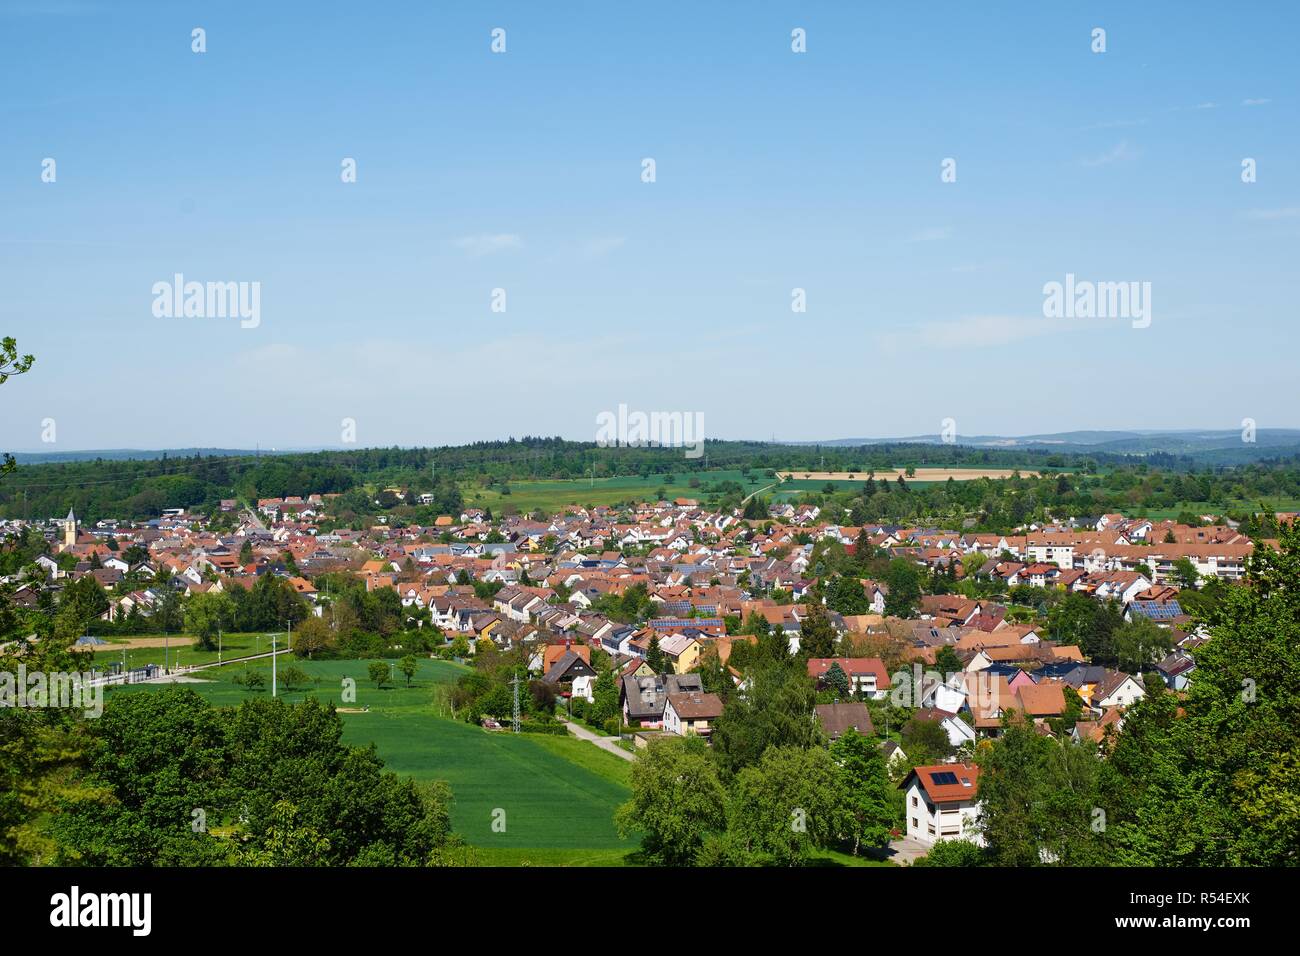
[2,482,1272,860]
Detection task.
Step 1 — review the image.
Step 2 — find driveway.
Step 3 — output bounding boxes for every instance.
[885,835,932,866]
[562,721,635,762]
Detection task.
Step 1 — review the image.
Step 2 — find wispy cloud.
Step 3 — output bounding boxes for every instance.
[1194,101,1217,110]
[904,226,953,243]
[1242,98,1272,107]
[579,236,626,258]
[1079,118,1148,131]
[1244,207,1300,221]
[1081,141,1139,167]
[450,233,522,256]
[877,314,1093,354]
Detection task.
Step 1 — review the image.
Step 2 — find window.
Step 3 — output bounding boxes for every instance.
[911,796,918,807]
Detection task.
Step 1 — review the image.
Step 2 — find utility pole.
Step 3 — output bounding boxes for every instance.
[271,631,277,697]
[218,627,222,665]
[510,672,521,733]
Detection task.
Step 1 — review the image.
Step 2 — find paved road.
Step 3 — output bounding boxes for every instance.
[562,720,635,762]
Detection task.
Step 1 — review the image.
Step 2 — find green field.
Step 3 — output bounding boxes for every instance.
[88,632,277,670]
[106,657,639,856]
[460,469,776,513]
[1136,497,1300,522]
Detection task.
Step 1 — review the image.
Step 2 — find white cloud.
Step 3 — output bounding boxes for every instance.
[1242,98,1272,107]
[450,233,522,256]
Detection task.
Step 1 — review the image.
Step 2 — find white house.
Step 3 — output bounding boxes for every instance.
[900,763,984,847]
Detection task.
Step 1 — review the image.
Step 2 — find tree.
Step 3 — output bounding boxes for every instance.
[1100,524,1300,865]
[368,661,390,689]
[825,575,870,615]
[961,551,986,578]
[831,728,896,855]
[883,559,921,617]
[822,662,851,699]
[278,664,310,691]
[901,717,953,766]
[399,654,418,687]
[798,602,837,659]
[233,668,266,692]
[1112,616,1172,674]
[614,737,726,866]
[975,715,1106,866]
[646,635,666,673]
[292,614,333,659]
[711,658,821,774]
[184,591,235,651]
[0,337,35,477]
[1171,557,1201,589]
[727,746,848,866]
[933,644,962,677]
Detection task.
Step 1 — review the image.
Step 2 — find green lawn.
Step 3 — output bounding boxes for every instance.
[106,657,637,853]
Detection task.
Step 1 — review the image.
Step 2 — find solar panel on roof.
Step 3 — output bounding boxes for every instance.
[930,771,959,786]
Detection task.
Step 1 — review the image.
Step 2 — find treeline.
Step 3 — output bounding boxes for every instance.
[5,437,1300,524]
[789,463,1300,532]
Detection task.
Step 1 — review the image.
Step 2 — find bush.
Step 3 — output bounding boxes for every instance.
[603,717,620,736]
[914,839,986,867]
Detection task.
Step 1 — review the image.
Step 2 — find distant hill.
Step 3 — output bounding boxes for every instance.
[10,448,261,464]
[807,429,1300,465]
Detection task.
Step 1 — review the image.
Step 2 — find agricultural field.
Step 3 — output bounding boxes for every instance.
[460,468,776,513]
[105,657,639,857]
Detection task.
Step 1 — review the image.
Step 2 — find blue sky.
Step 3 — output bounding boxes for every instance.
[1,0,1297,451]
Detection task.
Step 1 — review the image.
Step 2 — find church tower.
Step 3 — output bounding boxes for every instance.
[64,508,77,548]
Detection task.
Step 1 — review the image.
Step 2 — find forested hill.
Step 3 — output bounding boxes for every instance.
[1,437,1296,523]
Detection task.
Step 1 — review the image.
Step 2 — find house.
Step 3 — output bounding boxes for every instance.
[814,701,875,741]
[657,632,704,674]
[881,739,908,774]
[1092,669,1146,711]
[806,657,892,699]
[620,672,704,727]
[900,763,983,847]
[911,706,977,749]
[541,650,597,703]
[662,691,723,737]
[1155,648,1196,690]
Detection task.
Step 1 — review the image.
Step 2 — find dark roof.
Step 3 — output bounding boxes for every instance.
[541,650,596,684]
[814,701,875,740]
